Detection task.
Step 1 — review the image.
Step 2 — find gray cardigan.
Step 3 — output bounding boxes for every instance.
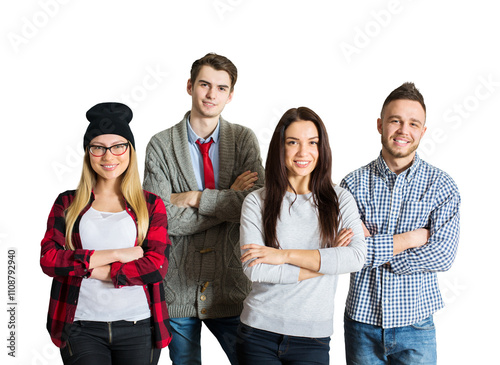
[143,112,265,319]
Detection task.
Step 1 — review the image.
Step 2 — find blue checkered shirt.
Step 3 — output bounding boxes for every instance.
[340,153,460,328]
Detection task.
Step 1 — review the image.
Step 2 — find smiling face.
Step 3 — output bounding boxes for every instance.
[187,65,234,120]
[378,99,427,171]
[88,134,130,182]
[284,120,319,192]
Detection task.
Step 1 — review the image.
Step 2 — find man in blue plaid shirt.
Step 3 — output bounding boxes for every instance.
[341,82,460,364]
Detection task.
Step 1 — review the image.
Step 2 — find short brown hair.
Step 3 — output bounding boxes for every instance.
[190,53,238,91]
[381,82,426,118]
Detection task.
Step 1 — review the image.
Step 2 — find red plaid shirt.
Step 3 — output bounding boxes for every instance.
[40,189,172,348]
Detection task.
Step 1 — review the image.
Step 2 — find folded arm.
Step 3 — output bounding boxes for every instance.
[390,178,461,274]
[107,195,171,288]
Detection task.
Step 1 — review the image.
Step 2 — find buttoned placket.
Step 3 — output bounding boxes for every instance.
[381,171,406,328]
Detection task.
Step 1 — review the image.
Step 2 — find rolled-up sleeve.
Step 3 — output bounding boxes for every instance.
[110,193,171,288]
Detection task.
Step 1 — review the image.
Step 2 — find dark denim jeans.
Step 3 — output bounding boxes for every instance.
[236,322,330,365]
[168,316,240,365]
[344,313,437,364]
[60,318,161,365]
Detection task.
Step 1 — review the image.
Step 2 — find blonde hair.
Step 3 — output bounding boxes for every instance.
[65,144,149,250]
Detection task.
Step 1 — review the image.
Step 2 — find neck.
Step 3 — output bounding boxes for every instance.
[189,112,219,140]
[381,150,415,175]
[94,177,123,197]
[287,176,311,195]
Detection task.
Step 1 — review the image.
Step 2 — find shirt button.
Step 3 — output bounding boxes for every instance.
[201,308,207,315]
[200,295,206,301]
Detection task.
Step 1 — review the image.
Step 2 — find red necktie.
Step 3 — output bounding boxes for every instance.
[196,139,215,189]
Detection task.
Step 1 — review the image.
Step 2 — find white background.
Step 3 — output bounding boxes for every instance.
[1,1,499,364]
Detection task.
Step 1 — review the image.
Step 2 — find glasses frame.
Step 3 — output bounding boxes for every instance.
[88,142,129,157]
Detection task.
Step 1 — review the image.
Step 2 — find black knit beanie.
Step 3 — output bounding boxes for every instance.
[83,102,135,150]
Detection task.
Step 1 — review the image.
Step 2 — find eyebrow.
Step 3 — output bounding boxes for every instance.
[197,79,230,89]
[285,136,319,140]
[386,114,423,125]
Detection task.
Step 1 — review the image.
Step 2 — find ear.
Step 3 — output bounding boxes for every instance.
[226,90,234,104]
[187,79,193,96]
[377,118,383,134]
[421,125,427,138]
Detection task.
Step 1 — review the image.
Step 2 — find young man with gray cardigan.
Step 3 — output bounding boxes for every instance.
[143,53,264,365]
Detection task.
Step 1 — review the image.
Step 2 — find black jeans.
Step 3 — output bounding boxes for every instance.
[60,318,161,365]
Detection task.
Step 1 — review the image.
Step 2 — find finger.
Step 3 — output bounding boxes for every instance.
[241,244,260,250]
[241,250,259,262]
[248,258,263,267]
[237,170,253,179]
[337,228,352,240]
[338,238,352,247]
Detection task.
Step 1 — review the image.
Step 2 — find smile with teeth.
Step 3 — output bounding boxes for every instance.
[295,161,311,167]
[393,138,410,146]
[102,164,118,170]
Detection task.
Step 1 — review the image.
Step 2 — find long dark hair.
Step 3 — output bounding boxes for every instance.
[263,107,340,249]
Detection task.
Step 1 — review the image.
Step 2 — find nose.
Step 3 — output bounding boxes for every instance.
[296,143,307,155]
[397,122,410,134]
[206,86,215,99]
[101,148,113,159]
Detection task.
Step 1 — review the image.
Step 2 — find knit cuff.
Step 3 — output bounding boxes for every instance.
[198,189,218,217]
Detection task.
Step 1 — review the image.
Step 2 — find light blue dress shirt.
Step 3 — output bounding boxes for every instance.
[186,117,220,190]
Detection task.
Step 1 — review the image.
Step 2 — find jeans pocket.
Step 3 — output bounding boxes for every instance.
[410,316,435,330]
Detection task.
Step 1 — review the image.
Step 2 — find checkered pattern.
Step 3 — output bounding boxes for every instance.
[341,153,460,328]
[40,190,172,348]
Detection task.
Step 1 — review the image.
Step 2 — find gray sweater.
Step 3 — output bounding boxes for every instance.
[240,186,366,337]
[143,112,265,319]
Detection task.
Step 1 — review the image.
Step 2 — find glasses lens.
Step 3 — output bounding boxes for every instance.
[111,144,128,156]
[89,146,105,156]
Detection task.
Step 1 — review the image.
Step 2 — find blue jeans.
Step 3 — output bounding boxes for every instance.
[168,316,240,365]
[344,313,437,365]
[236,322,330,365]
[60,318,161,365]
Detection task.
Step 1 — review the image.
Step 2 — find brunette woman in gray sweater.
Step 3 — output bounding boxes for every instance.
[237,107,367,364]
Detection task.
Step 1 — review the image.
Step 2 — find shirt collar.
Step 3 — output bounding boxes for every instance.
[376,152,422,182]
[186,116,220,145]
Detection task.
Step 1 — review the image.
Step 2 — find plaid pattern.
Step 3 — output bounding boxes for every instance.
[40,190,172,348]
[340,153,460,328]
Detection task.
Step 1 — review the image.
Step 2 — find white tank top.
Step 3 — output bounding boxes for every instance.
[74,207,150,322]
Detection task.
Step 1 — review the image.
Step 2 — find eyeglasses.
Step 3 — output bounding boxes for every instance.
[88,143,129,157]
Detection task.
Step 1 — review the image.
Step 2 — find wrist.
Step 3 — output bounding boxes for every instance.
[283,249,292,264]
